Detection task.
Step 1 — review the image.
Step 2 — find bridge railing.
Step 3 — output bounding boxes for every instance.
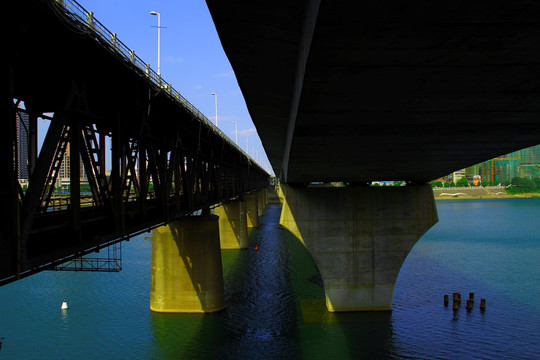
[53,0,259,167]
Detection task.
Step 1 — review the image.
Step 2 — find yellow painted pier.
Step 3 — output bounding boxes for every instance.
[150,215,225,313]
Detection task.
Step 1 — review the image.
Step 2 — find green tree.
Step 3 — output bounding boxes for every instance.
[507,176,540,194]
[523,178,535,190]
[511,176,524,187]
[511,176,534,190]
[456,177,469,187]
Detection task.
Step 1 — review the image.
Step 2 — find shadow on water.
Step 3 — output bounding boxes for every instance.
[150,202,400,359]
[150,204,302,359]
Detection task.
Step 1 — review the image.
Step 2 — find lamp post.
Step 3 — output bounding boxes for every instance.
[211,92,218,127]
[150,11,161,76]
[233,121,238,144]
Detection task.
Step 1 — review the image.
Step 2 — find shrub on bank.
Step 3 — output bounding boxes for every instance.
[506,176,540,194]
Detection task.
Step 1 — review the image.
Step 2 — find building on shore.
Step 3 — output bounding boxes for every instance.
[465,144,540,184]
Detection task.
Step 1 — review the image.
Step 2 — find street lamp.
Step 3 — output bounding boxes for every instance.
[211,92,218,126]
[233,121,238,144]
[150,11,161,76]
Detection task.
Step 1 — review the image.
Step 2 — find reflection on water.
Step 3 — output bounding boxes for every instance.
[150,204,398,359]
[150,204,302,359]
[0,199,539,359]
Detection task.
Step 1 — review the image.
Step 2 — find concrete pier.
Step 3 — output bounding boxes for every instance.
[244,193,259,227]
[257,189,267,216]
[150,215,225,313]
[277,186,285,204]
[214,199,248,249]
[279,183,438,312]
[263,188,269,207]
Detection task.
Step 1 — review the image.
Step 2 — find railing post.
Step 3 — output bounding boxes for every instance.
[86,11,95,30]
[111,33,117,48]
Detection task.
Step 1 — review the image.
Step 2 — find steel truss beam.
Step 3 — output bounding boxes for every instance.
[4,0,268,284]
[3,89,268,285]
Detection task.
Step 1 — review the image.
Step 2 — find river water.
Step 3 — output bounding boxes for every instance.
[1,198,539,359]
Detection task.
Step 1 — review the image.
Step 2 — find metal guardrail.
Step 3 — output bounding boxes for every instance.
[53,0,259,165]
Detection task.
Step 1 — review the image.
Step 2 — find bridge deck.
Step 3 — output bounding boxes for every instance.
[207,0,540,182]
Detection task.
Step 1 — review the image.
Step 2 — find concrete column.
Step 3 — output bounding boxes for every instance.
[244,193,259,227]
[214,199,248,249]
[150,215,225,313]
[279,183,438,312]
[277,185,285,204]
[257,190,265,216]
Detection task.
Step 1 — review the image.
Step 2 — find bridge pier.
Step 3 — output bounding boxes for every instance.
[214,199,248,249]
[150,215,225,313]
[279,183,438,312]
[277,185,285,204]
[257,189,266,216]
[244,193,259,227]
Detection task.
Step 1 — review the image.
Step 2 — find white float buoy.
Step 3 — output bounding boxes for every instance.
[61,301,68,310]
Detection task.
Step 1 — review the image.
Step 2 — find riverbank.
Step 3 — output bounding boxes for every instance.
[433,187,540,200]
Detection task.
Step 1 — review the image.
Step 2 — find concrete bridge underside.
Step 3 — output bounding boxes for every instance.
[205,1,540,312]
[207,0,540,183]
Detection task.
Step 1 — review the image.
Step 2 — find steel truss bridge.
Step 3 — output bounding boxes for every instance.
[2,0,269,285]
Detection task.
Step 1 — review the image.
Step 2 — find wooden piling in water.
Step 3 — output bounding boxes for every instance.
[444,294,449,306]
[480,298,486,311]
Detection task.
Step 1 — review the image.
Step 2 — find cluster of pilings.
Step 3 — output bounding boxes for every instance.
[444,292,486,313]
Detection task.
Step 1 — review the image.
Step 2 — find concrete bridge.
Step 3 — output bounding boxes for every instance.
[206,0,540,311]
[5,0,540,314]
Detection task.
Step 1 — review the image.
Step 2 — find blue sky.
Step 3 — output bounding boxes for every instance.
[75,0,272,174]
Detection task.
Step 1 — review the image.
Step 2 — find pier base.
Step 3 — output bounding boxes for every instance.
[279,183,438,312]
[150,215,225,313]
[214,199,248,249]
